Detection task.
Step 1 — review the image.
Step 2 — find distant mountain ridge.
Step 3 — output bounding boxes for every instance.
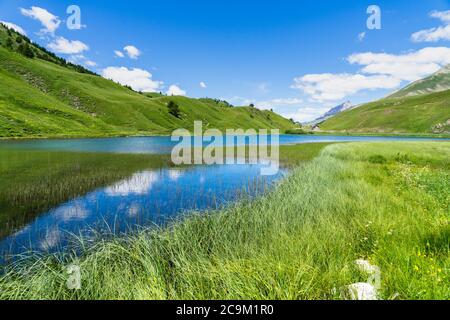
[308,101,355,125]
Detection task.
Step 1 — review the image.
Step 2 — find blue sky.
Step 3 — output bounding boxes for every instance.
[1,0,450,121]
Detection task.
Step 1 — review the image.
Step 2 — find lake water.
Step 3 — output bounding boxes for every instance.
[0,134,448,263]
[0,134,445,154]
[0,162,284,263]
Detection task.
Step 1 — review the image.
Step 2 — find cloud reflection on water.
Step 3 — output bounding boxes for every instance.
[105,171,160,196]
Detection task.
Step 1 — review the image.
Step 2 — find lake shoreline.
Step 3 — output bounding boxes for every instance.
[1,131,450,141]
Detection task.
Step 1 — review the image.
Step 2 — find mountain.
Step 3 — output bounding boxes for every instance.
[308,101,354,125]
[0,24,295,138]
[389,64,450,98]
[319,65,450,134]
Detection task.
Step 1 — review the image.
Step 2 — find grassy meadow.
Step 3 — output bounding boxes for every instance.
[0,141,449,300]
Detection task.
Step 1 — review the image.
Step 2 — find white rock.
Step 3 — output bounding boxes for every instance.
[347,282,378,300]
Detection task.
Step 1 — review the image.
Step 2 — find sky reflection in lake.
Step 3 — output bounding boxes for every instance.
[0,163,284,261]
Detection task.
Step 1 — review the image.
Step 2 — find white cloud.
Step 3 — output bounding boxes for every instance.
[412,25,450,43]
[102,66,163,92]
[200,81,207,88]
[20,6,60,34]
[293,47,450,102]
[124,45,141,59]
[222,95,327,123]
[225,96,307,121]
[114,50,125,58]
[348,47,450,81]
[68,54,84,62]
[84,60,97,67]
[292,73,401,102]
[48,37,89,54]
[69,54,97,67]
[430,10,450,23]
[167,84,186,96]
[256,98,303,110]
[0,21,27,35]
[226,96,254,106]
[412,10,450,42]
[358,32,366,42]
[284,106,332,123]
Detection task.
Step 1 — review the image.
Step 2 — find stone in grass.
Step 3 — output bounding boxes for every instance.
[347,282,378,300]
[344,259,381,300]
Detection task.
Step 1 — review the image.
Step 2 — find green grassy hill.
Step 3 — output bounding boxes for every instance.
[0,25,295,138]
[319,68,450,134]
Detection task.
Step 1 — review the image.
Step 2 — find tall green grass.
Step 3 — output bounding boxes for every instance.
[0,142,449,300]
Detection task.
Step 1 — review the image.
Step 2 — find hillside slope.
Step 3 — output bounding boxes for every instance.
[0,25,295,138]
[320,89,450,134]
[319,64,450,134]
[389,64,450,98]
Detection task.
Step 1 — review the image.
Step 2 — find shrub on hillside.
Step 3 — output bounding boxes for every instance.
[4,38,13,49]
[17,43,35,58]
[168,101,181,118]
